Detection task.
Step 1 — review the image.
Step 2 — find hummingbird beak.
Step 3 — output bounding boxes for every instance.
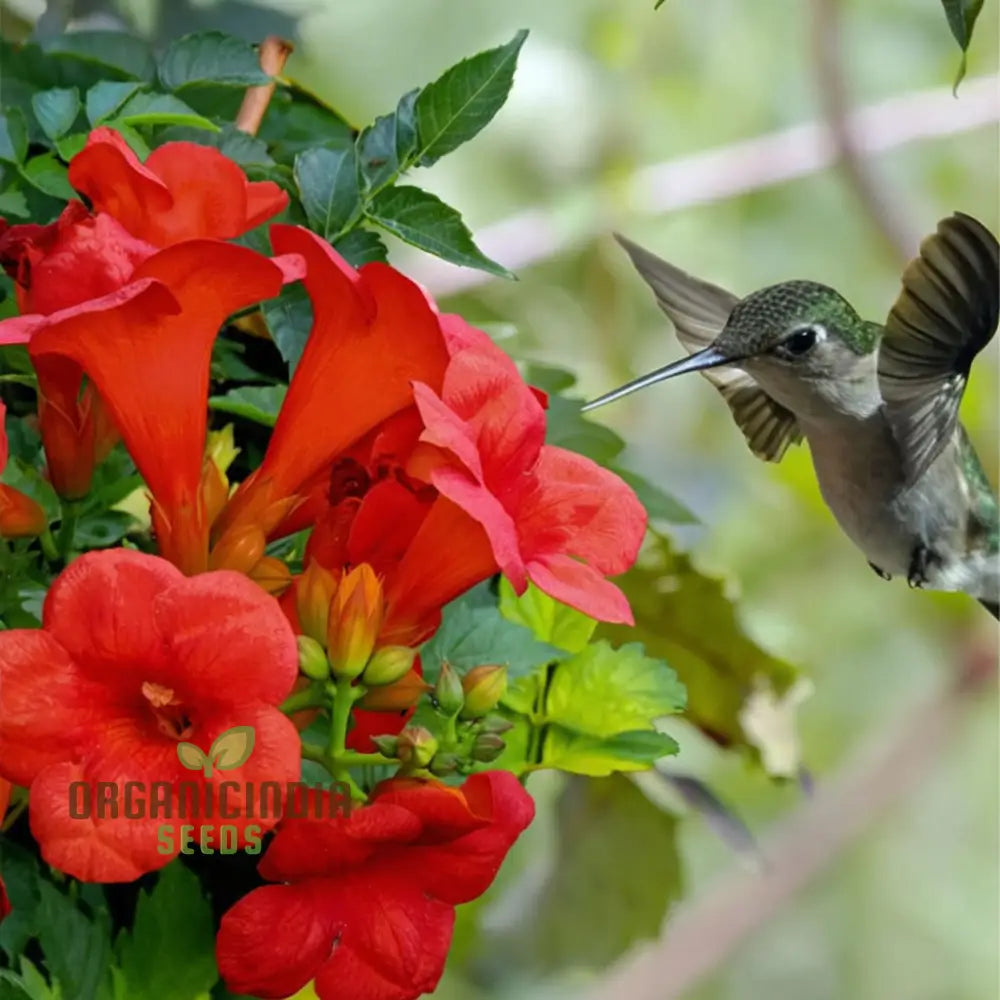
[581,346,732,412]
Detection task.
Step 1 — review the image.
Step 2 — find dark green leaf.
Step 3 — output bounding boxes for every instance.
[941,0,984,87]
[55,133,88,161]
[333,228,388,266]
[543,395,625,463]
[523,361,578,394]
[74,511,136,548]
[111,92,218,130]
[155,123,273,165]
[367,185,511,277]
[158,31,270,91]
[611,466,699,524]
[0,111,28,165]
[357,88,419,192]
[30,88,80,141]
[39,32,156,82]
[256,85,355,165]
[262,282,313,373]
[0,973,35,1000]
[293,146,361,239]
[420,591,565,682]
[498,776,682,970]
[415,30,527,165]
[209,385,287,426]
[116,862,218,1000]
[36,881,112,1000]
[84,81,142,125]
[599,530,803,772]
[0,186,29,218]
[19,154,75,199]
[0,843,42,961]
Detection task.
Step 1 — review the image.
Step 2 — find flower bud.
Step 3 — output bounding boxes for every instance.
[0,487,47,539]
[470,732,506,763]
[478,713,514,735]
[249,556,293,596]
[460,665,508,719]
[370,734,400,758]
[200,458,230,528]
[434,662,464,717]
[396,727,438,768]
[296,560,338,645]
[297,635,329,680]
[429,752,460,776]
[209,524,267,574]
[357,669,431,712]
[363,645,417,687]
[327,564,384,680]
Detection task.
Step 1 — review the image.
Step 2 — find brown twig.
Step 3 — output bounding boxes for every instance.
[810,0,919,264]
[585,631,997,1000]
[235,36,294,137]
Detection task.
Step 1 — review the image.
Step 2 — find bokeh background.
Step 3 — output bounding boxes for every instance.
[2,2,997,998]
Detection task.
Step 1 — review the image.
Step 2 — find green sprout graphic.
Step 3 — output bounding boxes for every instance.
[177,726,255,778]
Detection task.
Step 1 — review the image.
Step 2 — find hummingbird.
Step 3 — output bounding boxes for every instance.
[584,213,999,619]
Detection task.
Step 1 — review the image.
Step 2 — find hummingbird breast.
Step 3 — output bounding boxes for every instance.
[801,410,994,598]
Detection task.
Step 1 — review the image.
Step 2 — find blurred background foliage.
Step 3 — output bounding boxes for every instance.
[1,1,996,999]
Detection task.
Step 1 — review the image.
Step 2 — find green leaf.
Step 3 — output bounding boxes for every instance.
[155,123,273,166]
[39,32,156,82]
[367,185,511,277]
[546,640,685,737]
[0,843,42,961]
[31,88,80,141]
[598,530,802,772]
[0,111,28,165]
[256,85,355,166]
[19,154,75,200]
[84,81,143,125]
[415,29,527,165]
[420,589,565,682]
[209,385,287,427]
[74,511,136,548]
[36,881,112,1000]
[116,862,217,1000]
[539,728,679,775]
[498,578,596,653]
[499,775,682,969]
[612,466,699,524]
[522,361,578,394]
[293,146,361,239]
[262,282,313,374]
[941,0,984,87]
[357,88,418,192]
[542,395,625,464]
[0,186,29,218]
[158,31,271,90]
[55,134,88,162]
[333,228,389,267]
[110,92,218,130]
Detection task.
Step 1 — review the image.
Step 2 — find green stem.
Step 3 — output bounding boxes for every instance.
[38,528,59,563]
[56,500,80,559]
[337,750,394,768]
[280,685,327,715]
[326,678,365,768]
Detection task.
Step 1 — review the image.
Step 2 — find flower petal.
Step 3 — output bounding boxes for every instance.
[527,552,634,625]
[217,881,342,998]
[0,630,112,787]
[153,570,298,705]
[42,548,182,676]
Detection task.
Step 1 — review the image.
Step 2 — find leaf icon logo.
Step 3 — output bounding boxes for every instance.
[175,726,255,778]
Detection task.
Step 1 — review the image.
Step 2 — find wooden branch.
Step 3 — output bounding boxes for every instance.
[235,36,294,137]
[585,632,998,1000]
[402,74,1000,296]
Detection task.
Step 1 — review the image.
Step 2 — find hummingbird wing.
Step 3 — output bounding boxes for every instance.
[878,212,999,485]
[615,234,803,461]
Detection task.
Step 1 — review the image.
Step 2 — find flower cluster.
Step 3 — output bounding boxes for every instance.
[0,127,646,998]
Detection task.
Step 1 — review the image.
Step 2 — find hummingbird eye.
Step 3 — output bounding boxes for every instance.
[783,323,825,356]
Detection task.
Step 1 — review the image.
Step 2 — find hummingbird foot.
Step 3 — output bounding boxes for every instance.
[868,561,892,581]
[906,543,939,589]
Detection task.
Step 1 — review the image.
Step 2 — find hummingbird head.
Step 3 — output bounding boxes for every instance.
[714,281,881,418]
[583,278,881,420]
